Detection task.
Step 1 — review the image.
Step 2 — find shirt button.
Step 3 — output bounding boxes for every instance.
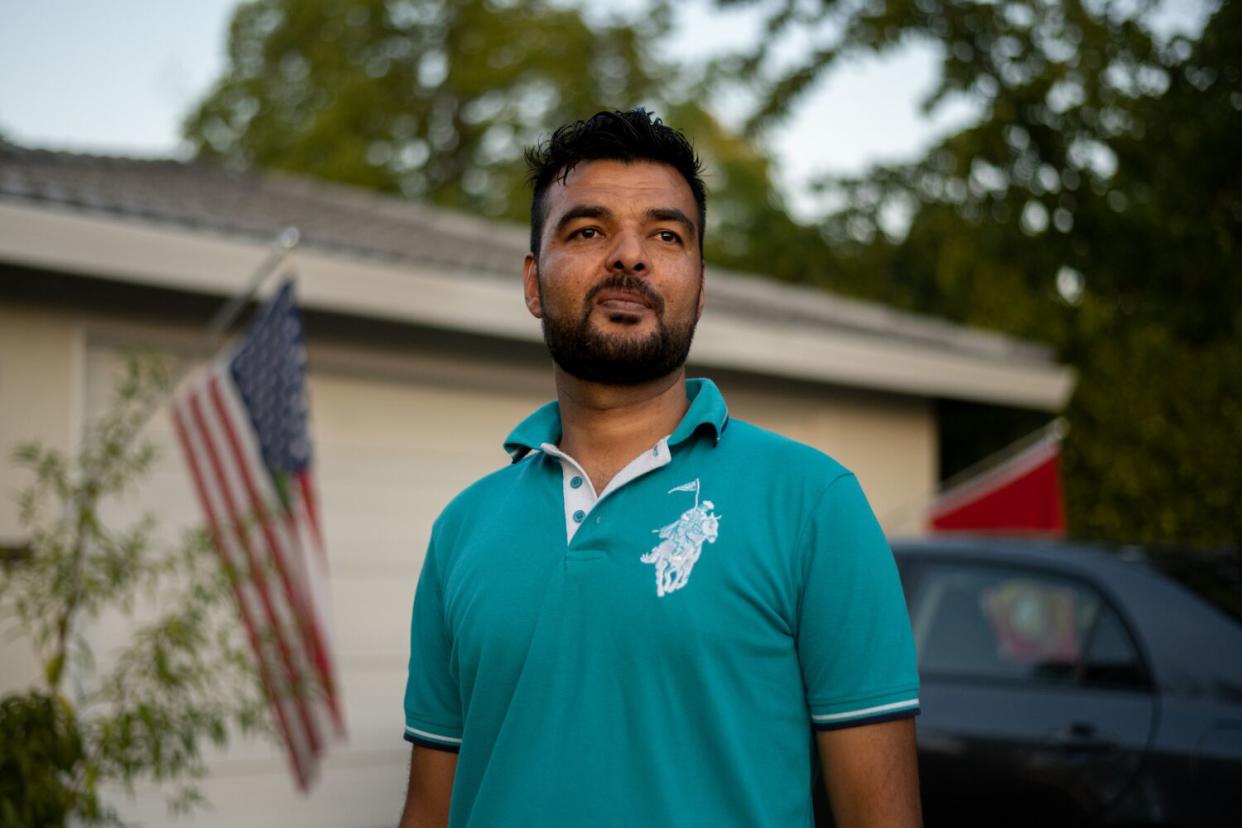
[572,509,586,523]
[570,475,583,489]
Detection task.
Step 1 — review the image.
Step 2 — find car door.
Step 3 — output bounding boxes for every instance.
[903,558,1156,826]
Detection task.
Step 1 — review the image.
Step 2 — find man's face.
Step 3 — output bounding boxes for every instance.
[523,159,705,386]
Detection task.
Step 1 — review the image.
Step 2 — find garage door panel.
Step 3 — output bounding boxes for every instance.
[322,527,430,570]
[102,747,411,828]
[319,478,456,519]
[326,576,418,659]
[325,540,427,575]
[336,665,410,748]
[309,376,543,448]
[317,444,505,480]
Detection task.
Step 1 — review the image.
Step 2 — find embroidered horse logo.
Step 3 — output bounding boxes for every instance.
[641,479,721,598]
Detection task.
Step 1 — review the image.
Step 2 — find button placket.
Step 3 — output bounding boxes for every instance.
[542,444,598,543]
[542,437,673,544]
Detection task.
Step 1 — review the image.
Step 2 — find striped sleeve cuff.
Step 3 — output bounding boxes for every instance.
[403,723,463,753]
[810,696,921,731]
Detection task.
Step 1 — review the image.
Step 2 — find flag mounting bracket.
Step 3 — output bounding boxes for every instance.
[204,226,301,349]
[128,226,302,442]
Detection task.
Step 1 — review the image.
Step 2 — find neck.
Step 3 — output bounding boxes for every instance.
[554,368,689,492]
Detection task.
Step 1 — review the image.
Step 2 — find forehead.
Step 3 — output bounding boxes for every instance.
[545,159,697,217]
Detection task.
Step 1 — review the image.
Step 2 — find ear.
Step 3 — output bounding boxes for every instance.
[696,262,707,321]
[523,253,543,319]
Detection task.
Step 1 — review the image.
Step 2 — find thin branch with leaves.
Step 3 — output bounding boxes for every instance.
[0,353,271,827]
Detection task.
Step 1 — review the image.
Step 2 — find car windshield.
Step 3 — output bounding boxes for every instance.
[1135,546,1242,625]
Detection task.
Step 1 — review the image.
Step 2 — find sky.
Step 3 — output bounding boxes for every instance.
[0,0,1213,219]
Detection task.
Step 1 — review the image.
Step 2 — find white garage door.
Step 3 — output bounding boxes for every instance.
[83,342,549,827]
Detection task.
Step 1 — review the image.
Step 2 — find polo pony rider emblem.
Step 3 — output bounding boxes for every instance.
[642,479,721,598]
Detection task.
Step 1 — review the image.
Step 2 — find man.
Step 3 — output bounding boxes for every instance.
[400,109,922,828]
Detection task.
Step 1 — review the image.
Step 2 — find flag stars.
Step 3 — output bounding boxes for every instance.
[229,282,314,474]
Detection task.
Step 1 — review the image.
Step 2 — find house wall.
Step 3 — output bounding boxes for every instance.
[0,300,86,696]
[723,379,934,532]
[0,300,935,825]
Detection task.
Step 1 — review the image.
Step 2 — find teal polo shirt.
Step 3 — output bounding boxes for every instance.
[404,378,919,827]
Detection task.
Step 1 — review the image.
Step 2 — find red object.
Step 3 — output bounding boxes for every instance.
[929,432,1066,535]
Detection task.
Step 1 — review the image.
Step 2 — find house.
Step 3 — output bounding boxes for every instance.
[0,143,1072,825]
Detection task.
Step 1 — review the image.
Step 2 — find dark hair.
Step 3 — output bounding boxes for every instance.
[525,108,707,258]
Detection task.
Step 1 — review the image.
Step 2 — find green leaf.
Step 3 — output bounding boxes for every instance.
[44,653,64,688]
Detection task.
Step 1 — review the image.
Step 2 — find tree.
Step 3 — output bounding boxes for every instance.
[669,100,845,283]
[0,355,268,825]
[183,1,839,284]
[184,0,674,219]
[716,0,1241,547]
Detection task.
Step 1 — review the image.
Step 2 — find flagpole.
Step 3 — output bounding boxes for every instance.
[127,226,301,438]
[203,226,301,350]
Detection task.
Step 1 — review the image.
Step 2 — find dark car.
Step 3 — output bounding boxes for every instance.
[867,538,1242,827]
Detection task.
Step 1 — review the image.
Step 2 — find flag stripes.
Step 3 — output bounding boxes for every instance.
[286,470,345,732]
[170,400,313,789]
[169,280,343,791]
[175,376,323,787]
[202,376,324,750]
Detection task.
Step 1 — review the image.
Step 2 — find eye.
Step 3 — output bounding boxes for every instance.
[655,230,682,244]
[571,227,601,240]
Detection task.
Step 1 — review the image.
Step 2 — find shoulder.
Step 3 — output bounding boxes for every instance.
[720,418,854,492]
[429,453,542,547]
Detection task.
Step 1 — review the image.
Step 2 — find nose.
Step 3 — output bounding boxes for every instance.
[607,229,648,274]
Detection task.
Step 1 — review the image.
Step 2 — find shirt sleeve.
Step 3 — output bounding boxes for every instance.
[403,528,464,752]
[796,473,920,730]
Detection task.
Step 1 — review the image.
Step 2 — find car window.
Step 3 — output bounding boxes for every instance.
[1080,603,1149,689]
[911,562,1146,689]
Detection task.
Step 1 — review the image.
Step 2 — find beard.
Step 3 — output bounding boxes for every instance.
[539,273,700,386]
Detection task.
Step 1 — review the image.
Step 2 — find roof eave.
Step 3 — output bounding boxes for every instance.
[0,200,1074,410]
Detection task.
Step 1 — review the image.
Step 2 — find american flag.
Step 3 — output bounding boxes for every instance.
[170,279,345,791]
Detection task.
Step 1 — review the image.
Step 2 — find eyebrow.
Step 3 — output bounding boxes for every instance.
[553,204,613,237]
[553,204,698,240]
[646,208,697,240]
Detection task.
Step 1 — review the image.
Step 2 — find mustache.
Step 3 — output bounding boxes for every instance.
[583,274,665,315]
